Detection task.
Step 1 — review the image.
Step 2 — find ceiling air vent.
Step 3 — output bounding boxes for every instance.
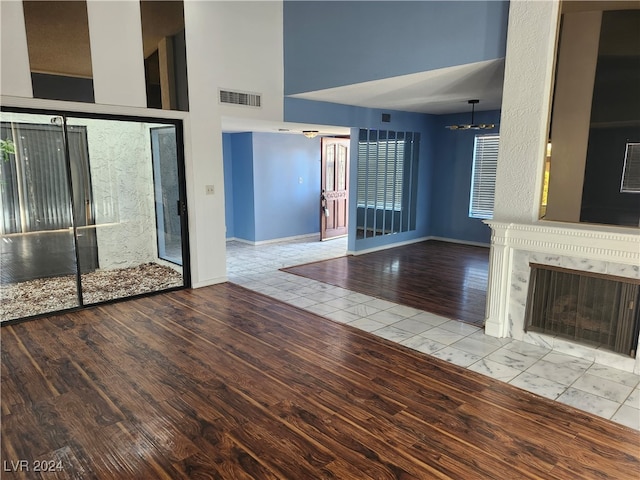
[219,89,261,107]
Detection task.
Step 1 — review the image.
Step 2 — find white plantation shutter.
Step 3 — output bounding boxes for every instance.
[621,142,640,193]
[469,134,499,219]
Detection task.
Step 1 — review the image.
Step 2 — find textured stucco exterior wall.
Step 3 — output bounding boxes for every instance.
[72,118,159,269]
[492,0,561,223]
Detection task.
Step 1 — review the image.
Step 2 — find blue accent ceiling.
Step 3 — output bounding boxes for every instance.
[284,0,509,95]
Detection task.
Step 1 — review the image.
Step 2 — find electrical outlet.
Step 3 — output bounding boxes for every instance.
[205,185,215,195]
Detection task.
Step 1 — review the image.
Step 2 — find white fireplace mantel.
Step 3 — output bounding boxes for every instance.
[484,220,640,373]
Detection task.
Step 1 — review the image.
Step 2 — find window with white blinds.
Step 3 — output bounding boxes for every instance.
[469,134,499,219]
[620,142,640,193]
[357,137,405,210]
[356,130,420,238]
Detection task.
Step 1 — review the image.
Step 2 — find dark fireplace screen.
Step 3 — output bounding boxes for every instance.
[525,264,640,357]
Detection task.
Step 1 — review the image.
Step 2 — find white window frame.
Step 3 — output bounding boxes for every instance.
[620,142,640,193]
[468,134,499,219]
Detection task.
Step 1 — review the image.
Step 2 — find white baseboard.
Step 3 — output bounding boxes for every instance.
[191,276,228,288]
[346,235,489,256]
[428,236,490,248]
[347,236,431,256]
[226,232,320,246]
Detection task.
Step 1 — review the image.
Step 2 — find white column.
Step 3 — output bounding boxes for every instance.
[484,222,512,338]
[485,0,561,337]
[86,0,146,107]
[1,1,33,98]
[182,1,228,287]
[493,0,561,224]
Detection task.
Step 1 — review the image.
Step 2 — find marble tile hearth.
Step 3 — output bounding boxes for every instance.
[226,235,640,431]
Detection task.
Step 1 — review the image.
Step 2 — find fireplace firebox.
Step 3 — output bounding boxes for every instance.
[525,264,640,357]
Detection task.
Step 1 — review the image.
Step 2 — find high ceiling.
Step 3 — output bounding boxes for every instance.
[19,0,638,136]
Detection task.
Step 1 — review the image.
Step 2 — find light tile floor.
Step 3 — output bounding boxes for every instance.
[226,236,640,431]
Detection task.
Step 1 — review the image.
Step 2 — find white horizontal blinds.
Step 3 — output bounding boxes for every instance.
[620,142,640,193]
[469,134,499,219]
[357,129,376,207]
[356,130,404,210]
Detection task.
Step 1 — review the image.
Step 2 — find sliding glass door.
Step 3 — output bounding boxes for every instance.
[0,112,81,318]
[151,126,183,265]
[0,109,189,322]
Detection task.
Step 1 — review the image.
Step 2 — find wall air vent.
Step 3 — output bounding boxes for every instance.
[219,89,261,107]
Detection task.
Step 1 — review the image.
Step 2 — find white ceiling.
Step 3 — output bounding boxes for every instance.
[289,58,505,115]
[222,58,505,136]
[221,117,351,136]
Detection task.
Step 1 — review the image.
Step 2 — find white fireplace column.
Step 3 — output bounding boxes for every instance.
[484,222,512,338]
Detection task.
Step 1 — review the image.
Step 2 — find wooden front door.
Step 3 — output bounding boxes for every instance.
[321,137,349,240]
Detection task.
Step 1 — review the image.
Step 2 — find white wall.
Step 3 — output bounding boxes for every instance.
[86,0,146,107]
[182,0,284,286]
[185,1,284,123]
[0,1,33,98]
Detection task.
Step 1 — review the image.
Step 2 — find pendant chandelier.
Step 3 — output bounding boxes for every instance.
[445,99,496,130]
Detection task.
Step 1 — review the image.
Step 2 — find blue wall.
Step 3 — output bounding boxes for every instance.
[348,118,435,253]
[252,133,322,242]
[225,105,499,247]
[224,132,322,243]
[229,133,256,241]
[429,110,501,245]
[286,98,436,252]
[222,133,235,238]
[284,1,509,94]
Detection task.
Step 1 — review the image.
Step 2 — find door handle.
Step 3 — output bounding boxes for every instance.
[177,200,187,216]
[321,191,329,217]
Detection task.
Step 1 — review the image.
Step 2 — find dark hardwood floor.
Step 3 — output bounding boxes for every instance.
[282,240,489,326]
[2,283,638,479]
